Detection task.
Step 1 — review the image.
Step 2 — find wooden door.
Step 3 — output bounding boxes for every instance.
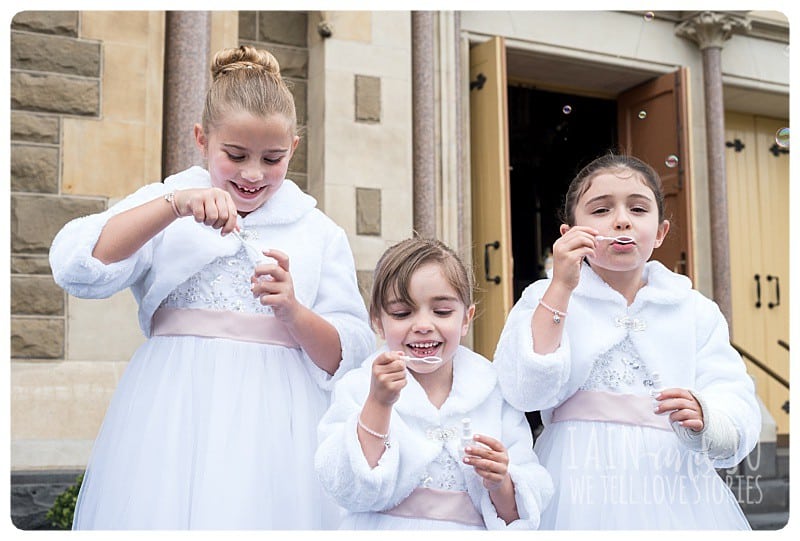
[726,112,790,434]
[617,68,693,279]
[469,36,513,358]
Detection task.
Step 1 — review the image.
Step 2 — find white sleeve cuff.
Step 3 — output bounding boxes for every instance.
[672,390,740,460]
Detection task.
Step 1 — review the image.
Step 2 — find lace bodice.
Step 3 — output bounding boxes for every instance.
[579,334,660,394]
[160,243,272,315]
[417,449,467,491]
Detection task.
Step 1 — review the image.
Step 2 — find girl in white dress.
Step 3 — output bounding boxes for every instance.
[493,153,760,529]
[315,238,553,530]
[49,45,374,529]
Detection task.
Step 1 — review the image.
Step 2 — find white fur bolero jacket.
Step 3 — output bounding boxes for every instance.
[493,260,760,469]
[314,345,554,529]
[49,166,375,389]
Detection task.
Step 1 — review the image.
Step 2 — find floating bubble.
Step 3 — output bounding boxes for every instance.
[562,105,572,115]
[665,154,679,168]
[775,127,790,148]
[643,12,655,22]
[638,110,647,120]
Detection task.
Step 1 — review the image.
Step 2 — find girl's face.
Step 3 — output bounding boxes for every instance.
[195,111,299,215]
[566,170,669,276]
[375,262,474,373]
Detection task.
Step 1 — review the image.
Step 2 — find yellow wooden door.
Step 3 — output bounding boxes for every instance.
[755,116,790,434]
[725,111,790,435]
[617,68,693,279]
[469,36,513,358]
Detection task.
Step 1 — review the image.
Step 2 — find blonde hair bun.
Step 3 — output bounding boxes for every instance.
[211,45,281,81]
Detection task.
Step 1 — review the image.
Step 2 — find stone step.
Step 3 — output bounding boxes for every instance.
[10,470,83,530]
[740,440,777,477]
[776,446,789,478]
[736,477,789,514]
[747,511,790,531]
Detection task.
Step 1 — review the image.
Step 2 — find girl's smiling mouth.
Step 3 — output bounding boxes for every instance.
[406,341,442,358]
[231,181,267,195]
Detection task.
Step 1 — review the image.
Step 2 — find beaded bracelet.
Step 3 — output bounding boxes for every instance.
[164,192,181,218]
[538,298,567,324]
[357,415,391,448]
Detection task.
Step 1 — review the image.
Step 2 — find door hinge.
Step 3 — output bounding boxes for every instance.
[470,73,486,91]
[725,139,745,152]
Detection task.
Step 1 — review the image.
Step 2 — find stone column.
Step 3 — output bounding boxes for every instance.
[162,11,212,177]
[411,11,436,239]
[675,11,750,328]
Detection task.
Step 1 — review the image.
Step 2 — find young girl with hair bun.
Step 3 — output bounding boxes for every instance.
[50,45,374,530]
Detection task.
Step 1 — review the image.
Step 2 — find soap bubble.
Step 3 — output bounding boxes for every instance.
[562,105,572,115]
[643,12,655,22]
[665,154,679,168]
[775,127,789,148]
[638,110,647,120]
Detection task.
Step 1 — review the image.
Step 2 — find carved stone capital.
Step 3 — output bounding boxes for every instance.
[675,11,751,50]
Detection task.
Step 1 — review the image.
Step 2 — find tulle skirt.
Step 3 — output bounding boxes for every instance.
[533,419,751,530]
[339,512,484,530]
[72,335,342,529]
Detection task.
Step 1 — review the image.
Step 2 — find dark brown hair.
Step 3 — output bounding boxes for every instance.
[369,238,473,328]
[560,153,666,225]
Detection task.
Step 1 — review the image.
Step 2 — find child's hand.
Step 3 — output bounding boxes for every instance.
[653,388,705,432]
[251,249,299,323]
[463,434,513,493]
[174,188,239,235]
[552,225,599,291]
[368,351,407,406]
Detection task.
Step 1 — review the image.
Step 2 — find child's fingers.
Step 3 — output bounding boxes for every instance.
[204,195,224,227]
[221,197,239,234]
[654,397,697,414]
[372,353,407,379]
[465,455,509,491]
[254,264,288,284]
[655,387,693,400]
[668,408,703,426]
[470,433,504,452]
[374,351,406,368]
[265,249,290,272]
[676,418,704,431]
[464,440,508,467]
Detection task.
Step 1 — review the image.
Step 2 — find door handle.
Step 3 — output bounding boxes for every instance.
[484,241,501,284]
[767,275,781,308]
[754,274,762,308]
[673,251,687,275]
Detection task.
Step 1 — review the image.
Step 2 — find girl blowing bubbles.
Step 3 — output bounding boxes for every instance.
[493,153,760,529]
[315,238,553,530]
[49,46,374,529]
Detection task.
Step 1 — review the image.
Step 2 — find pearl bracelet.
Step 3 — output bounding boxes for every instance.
[164,192,181,218]
[357,415,391,448]
[538,298,567,324]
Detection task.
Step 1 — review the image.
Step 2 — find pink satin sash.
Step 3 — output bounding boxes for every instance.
[151,307,300,348]
[551,389,671,431]
[381,487,485,527]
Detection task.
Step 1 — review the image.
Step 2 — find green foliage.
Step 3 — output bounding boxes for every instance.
[45,474,83,530]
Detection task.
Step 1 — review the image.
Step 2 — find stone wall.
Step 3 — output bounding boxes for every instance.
[10,11,106,362]
[10,11,107,529]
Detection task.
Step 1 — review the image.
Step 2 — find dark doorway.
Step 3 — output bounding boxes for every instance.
[508,85,618,302]
[507,85,617,439]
